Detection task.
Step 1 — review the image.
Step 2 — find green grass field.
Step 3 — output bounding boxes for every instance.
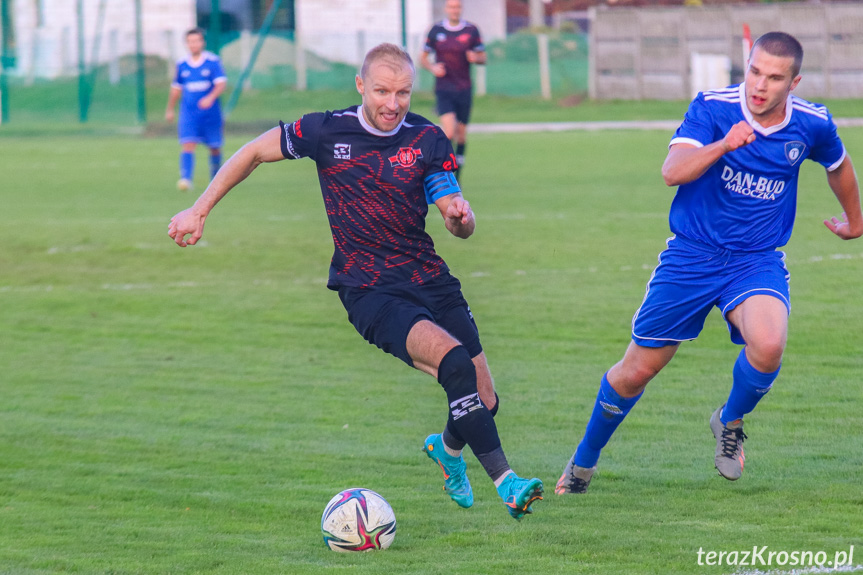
[1,108,862,574]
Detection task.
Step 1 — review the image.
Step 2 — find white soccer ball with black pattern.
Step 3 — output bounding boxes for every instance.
[321,488,396,552]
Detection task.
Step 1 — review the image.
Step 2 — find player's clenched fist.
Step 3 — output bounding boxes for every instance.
[722,121,756,153]
[168,208,207,247]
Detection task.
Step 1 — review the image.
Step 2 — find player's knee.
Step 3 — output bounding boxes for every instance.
[437,345,477,396]
[747,339,785,372]
[621,362,661,390]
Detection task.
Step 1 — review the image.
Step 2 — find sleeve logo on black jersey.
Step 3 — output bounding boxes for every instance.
[784,142,806,167]
[388,147,423,168]
[334,143,351,160]
[442,153,459,172]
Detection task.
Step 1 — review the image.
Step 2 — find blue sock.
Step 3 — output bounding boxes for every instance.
[180,151,194,181]
[209,152,221,180]
[573,372,643,468]
[721,347,778,424]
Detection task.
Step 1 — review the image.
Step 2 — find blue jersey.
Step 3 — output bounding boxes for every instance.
[668,83,846,251]
[172,51,226,119]
[278,107,461,290]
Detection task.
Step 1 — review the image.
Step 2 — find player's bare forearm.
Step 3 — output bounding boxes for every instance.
[662,141,728,186]
[194,127,284,215]
[165,87,181,119]
[825,155,863,239]
[166,86,181,109]
[209,80,226,100]
[169,128,284,247]
[467,50,487,65]
[419,51,434,72]
[663,121,755,186]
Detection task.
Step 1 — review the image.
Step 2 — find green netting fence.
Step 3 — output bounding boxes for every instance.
[0,0,588,129]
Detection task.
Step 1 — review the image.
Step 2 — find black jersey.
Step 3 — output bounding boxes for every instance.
[424,20,484,92]
[279,106,461,290]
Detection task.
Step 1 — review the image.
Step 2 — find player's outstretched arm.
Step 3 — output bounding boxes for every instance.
[823,155,863,240]
[662,121,755,186]
[435,193,475,239]
[168,127,285,247]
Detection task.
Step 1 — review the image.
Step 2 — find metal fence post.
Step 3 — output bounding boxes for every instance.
[135,0,146,123]
[77,0,89,122]
[0,0,11,124]
[538,33,551,100]
[209,0,221,54]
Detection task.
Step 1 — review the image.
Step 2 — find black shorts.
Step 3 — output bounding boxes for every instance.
[435,89,473,125]
[337,273,482,367]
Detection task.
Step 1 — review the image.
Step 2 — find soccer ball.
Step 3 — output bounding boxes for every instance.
[321,488,397,552]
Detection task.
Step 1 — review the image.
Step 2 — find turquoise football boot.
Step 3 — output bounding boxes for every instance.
[422,434,474,508]
[496,473,543,520]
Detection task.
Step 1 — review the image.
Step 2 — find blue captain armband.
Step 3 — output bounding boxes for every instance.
[424,171,460,204]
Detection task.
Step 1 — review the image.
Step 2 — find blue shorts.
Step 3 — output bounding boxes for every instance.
[436,90,473,125]
[337,273,482,367]
[179,108,223,148]
[632,235,790,347]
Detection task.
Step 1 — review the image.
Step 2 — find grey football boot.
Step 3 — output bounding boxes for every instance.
[555,458,596,494]
[710,404,747,480]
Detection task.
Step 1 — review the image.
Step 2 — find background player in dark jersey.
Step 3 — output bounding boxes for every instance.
[421,0,486,180]
[168,43,542,521]
[165,28,227,191]
[556,32,861,495]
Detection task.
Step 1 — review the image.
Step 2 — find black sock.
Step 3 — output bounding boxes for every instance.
[454,142,465,180]
[437,347,502,473]
[443,392,499,452]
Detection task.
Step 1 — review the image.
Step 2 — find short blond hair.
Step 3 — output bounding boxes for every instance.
[360,43,415,80]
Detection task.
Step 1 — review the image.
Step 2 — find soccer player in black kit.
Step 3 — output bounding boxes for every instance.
[421,0,486,180]
[168,43,542,520]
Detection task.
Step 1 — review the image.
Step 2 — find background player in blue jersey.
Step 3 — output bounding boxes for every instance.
[556,32,862,494]
[168,43,543,520]
[165,28,227,191]
[421,0,485,180]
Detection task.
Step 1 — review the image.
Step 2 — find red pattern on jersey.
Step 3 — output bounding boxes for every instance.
[319,128,445,289]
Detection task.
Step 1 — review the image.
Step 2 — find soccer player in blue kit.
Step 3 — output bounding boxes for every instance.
[556,32,862,494]
[168,43,543,520]
[165,28,227,191]
[420,0,485,179]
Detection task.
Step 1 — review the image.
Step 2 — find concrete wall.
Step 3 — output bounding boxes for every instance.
[589,4,863,100]
[294,0,506,69]
[9,0,195,79]
[297,0,433,66]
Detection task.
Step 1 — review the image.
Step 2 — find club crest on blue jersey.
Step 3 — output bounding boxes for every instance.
[784,141,807,166]
[389,147,423,168]
[334,143,351,160]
